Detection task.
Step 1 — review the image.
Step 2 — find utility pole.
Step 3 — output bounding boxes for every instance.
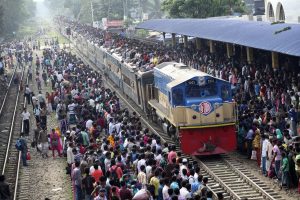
[90,0,94,26]
[123,0,128,21]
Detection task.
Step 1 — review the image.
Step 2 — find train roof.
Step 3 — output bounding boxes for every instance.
[155,62,229,89]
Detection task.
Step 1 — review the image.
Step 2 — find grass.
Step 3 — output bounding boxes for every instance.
[17,20,39,39]
[47,30,70,44]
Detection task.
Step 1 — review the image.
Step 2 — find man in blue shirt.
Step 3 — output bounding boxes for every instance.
[191,175,202,196]
[245,128,254,159]
[288,105,297,136]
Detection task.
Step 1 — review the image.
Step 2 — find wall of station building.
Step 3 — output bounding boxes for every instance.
[265,0,300,23]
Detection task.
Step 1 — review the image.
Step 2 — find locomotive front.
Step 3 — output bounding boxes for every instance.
[149,62,237,156]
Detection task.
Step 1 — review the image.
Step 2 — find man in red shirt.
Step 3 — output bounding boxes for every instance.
[168,145,177,164]
[91,164,103,183]
[109,160,123,180]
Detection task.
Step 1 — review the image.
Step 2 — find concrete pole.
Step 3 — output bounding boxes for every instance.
[209,40,215,53]
[246,47,253,64]
[272,52,279,69]
[172,33,176,47]
[226,43,233,58]
[196,38,202,50]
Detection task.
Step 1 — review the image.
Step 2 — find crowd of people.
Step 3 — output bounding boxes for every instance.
[46,48,222,199]
[58,16,300,192]
[1,35,219,200]
[1,16,299,199]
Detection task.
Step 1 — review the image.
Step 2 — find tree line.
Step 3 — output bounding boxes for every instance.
[47,0,245,24]
[0,0,36,38]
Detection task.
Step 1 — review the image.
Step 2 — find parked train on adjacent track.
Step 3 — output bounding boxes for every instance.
[73,33,237,156]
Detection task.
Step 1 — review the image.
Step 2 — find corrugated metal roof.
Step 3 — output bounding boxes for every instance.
[136,19,300,57]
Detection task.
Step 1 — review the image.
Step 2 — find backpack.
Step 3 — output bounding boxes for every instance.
[15,139,23,151]
[111,166,119,181]
[76,132,83,144]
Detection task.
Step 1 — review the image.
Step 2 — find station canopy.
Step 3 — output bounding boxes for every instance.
[136,18,300,57]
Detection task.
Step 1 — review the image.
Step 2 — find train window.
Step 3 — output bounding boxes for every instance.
[187,85,201,97]
[123,75,131,86]
[186,83,217,98]
[172,89,184,106]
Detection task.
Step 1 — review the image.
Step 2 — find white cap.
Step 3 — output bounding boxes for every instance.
[182,158,188,163]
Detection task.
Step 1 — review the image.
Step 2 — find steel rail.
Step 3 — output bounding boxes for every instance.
[223,157,278,200]
[13,70,29,200]
[0,67,17,116]
[1,65,25,175]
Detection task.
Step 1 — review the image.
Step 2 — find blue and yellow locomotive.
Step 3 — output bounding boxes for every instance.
[148,62,237,155]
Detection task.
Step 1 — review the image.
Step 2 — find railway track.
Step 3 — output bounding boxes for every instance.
[0,68,16,110]
[0,64,27,200]
[68,35,284,200]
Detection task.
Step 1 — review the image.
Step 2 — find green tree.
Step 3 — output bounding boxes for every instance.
[0,0,36,37]
[162,0,245,18]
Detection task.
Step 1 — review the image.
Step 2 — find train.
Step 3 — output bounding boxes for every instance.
[71,32,237,156]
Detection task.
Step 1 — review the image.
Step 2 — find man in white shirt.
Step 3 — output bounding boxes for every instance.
[24,85,32,104]
[68,101,76,124]
[137,154,146,173]
[86,119,93,130]
[108,118,115,135]
[180,159,188,178]
[162,179,170,200]
[261,134,268,176]
[67,142,74,165]
[179,181,190,199]
[21,108,30,135]
[89,98,95,108]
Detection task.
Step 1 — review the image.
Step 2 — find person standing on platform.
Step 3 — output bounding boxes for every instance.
[21,107,30,135]
[72,161,82,200]
[50,128,62,158]
[39,127,49,158]
[40,106,48,129]
[17,132,28,166]
[24,84,31,105]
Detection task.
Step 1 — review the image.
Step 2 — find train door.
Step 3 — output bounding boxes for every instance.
[146,84,155,100]
[135,75,141,106]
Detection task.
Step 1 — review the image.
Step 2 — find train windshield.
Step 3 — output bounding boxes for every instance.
[186,84,217,98]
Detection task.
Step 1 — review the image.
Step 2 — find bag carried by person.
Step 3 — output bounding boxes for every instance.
[26,152,31,160]
[37,143,42,152]
[268,163,275,178]
[251,150,257,160]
